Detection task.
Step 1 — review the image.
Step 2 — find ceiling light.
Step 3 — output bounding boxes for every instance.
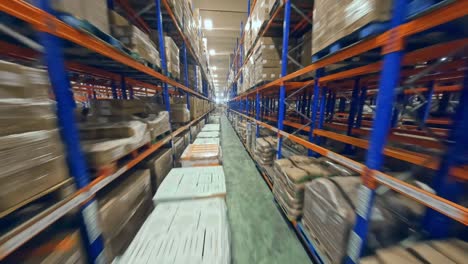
[204,19,213,30]
[209,49,216,56]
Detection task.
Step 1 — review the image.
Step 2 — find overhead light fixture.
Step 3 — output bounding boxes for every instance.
[204,19,213,30]
[209,49,216,56]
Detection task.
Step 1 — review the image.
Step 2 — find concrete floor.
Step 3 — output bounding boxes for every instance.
[221,115,312,264]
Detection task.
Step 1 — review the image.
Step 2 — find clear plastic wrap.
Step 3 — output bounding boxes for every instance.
[0,130,69,215]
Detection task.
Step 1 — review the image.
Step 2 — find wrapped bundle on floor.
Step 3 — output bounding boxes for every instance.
[202,124,220,132]
[302,177,424,264]
[98,169,153,259]
[197,131,220,138]
[272,155,332,220]
[254,136,277,166]
[180,144,222,167]
[361,239,468,264]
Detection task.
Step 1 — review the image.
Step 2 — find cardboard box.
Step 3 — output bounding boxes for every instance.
[52,0,109,34]
[142,148,174,194]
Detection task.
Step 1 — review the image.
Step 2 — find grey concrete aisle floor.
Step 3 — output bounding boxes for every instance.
[220,115,311,264]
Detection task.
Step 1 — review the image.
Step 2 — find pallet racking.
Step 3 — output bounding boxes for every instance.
[0,0,214,262]
[227,0,467,263]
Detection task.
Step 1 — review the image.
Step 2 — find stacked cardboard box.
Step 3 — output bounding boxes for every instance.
[52,0,110,35]
[254,136,277,166]
[272,156,331,220]
[0,61,71,216]
[312,0,391,56]
[140,148,173,195]
[252,37,282,85]
[165,36,180,79]
[180,144,222,167]
[98,169,153,259]
[109,11,161,67]
[170,103,191,123]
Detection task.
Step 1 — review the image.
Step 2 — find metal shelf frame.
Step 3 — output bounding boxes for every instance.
[227,0,468,263]
[0,0,216,262]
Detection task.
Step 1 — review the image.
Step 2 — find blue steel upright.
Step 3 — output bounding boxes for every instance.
[256,92,260,137]
[355,87,368,128]
[345,1,407,263]
[36,1,105,263]
[316,87,327,146]
[111,80,118,99]
[344,80,360,153]
[120,74,128,99]
[308,68,324,156]
[155,0,171,117]
[181,17,190,109]
[276,0,291,159]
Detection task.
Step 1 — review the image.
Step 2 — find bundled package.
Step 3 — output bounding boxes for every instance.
[202,124,220,132]
[5,230,87,264]
[141,111,170,140]
[302,177,424,264]
[253,37,282,85]
[165,36,180,79]
[90,99,147,119]
[272,156,332,220]
[312,0,392,55]
[115,198,230,264]
[193,137,220,145]
[80,121,151,168]
[197,131,220,138]
[109,11,160,67]
[140,148,173,195]
[52,0,110,34]
[171,103,190,123]
[254,136,277,166]
[0,61,72,216]
[361,239,467,264]
[180,144,222,167]
[98,169,153,259]
[153,166,226,204]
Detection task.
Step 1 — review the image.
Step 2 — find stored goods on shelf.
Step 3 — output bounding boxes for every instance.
[361,239,467,264]
[170,103,191,123]
[140,148,173,195]
[272,155,332,220]
[193,137,220,145]
[197,131,220,138]
[254,136,277,166]
[52,0,110,34]
[115,198,230,264]
[98,169,153,259]
[180,144,222,167]
[164,36,180,79]
[153,166,226,204]
[140,111,171,140]
[173,137,185,158]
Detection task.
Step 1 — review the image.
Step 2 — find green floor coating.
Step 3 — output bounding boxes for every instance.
[221,115,312,264]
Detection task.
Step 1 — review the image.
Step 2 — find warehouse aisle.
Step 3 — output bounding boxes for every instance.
[221,115,311,264]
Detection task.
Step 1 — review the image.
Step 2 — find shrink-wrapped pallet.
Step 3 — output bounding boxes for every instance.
[180,144,222,167]
[193,137,220,145]
[302,177,422,264]
[141,111,170,139]
[272,156,331,220]
[116,198,230,264]
[98,170,153,259]
[171,103,191,123]
[202,124,220,132]
[254,136,277,166]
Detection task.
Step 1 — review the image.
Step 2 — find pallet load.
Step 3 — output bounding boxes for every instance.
[170,103,191,123]
[272,156,332,220]
[165,36,180,80]
[190,97,206,120]
[141,111,170,141]
[98,169,153,259]
[5,230,87,263]
[197,131,220,138]
[312,0,392,58]
[153,166,226,204]
[202,124,220,132]
[208,114,220,124]
[180,143,222,167]
[140,148,173,195]
[361,239,467,264]
[253,37,282,86]
[193,137,220,145]
[254,136,277,166]
[173,137,186,159]
[0,61,72,217]
[302,177,424,264]
[109,11,161,67]
[115,198,230,264]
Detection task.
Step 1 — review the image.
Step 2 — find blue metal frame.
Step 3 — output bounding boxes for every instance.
[37,1,105,263]
[276,0,291,159]
[316,87,327,146]
[129,85,134,99]
[181,16,191,109]
[344,80,360,153]
[420,81,434,124]
[355,87,368,128]
[111,80,118,99]
[155,0,171,117]
[345,1,407,263]
[120,74,128,100]
[308,68,323,156]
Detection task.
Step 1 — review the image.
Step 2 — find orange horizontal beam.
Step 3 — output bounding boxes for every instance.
[0,1,207,100]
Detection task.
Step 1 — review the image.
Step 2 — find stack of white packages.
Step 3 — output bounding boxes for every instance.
[202,124,221,132]
[115,198,230,264]
[153,166,226,204]
[197,131,220,138]
[193,137,221,145]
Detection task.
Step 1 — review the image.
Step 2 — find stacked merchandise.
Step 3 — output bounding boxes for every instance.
[208,113,221,124]
[5,230,87,263]
[197,131,220,138]
[98,169,153,259]
[170,103,191,123]
[299,31,313,78]
[180,64,202,92]
[153,166,226,204]
[302,177,424,264]
[115,198,230,264]
[173,136,186,159]
[202,124,221,132]
[361,239,467,264]
[0,61,71,217]
[190,97,206,120]
[272,156,332,220]
[190,125,198,142]
[312,0,392,56]
[52,0,110,35]
[252,37,282,86]
[109,11,161,67]
[180,143,221,167]
[140,148,173,195]
[193,137,220,145]
[254,136,277,166]
[165,36,180,79]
